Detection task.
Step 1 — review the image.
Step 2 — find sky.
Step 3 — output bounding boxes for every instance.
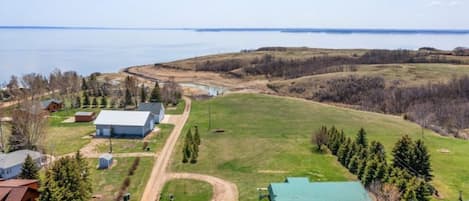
[1,0,469,29]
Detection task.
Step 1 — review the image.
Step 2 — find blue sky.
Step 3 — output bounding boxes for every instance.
[1,0,468,29]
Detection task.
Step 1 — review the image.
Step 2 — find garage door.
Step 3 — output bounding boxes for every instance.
[102,128,111,136]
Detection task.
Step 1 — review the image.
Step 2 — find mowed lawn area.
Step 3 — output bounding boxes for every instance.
[46,108,99,155]
[171,93,469,201]
[161,179,213,201]
[89,157,153,201]
[96,124,174,153]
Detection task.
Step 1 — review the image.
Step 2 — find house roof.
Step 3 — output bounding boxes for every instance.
[0,180,39,201]
[138,102,164,115]
[75,111,94,116]
[99,153,113,160]
[0,150,41,169]
[268,177,371,201]
[0,180,38,188]
[40,99,62,109]
[94,110,151,127]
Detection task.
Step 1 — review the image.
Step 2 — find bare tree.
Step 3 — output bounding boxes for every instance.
[369,182,401,201]
[161,77,183,105]
[312,126,328,152]
[10,100,48,151]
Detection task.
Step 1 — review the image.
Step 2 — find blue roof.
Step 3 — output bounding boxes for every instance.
[268,177,372,201]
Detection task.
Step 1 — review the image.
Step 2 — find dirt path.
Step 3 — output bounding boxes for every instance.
[167,173,238,201]
[140,97,192,201]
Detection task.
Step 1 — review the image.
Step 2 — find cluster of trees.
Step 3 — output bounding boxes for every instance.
[39,151,92,201]
[312,76,469,137]
[314,126,433,201]
[182,126,201,164]
[189,49,464,79]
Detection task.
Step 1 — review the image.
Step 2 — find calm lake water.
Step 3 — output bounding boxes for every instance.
[1,28,469,82]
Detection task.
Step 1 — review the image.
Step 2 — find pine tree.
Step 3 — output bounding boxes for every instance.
[83,92,90,107]
[75,151,92,199]
[38,171,63,201]
[413,139,432,181]
[369,141,386,162]
[356,159,367,180]
[100,96,107,108]
[19,154,39,179]
[348,155,360,174]
[75,96,81,108]
[190,142,199,163]
[392,135,414,173]
[185,129,194,146]
[362,158,379,187]
[125,88,133,106]
[356,128,368,148]
[337,138,351,166]
[150,82,161,103]
[92,97,98,108]
[81,78,88,91]
[415,179,431,201]
[140,84,147,103]
[193,126,201,146]
[182,142,191,163]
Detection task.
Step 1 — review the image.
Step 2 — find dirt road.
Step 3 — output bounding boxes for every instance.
[140,97,192,201]
[167,173,239,201]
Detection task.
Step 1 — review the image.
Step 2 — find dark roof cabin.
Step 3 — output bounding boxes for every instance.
[40,99,63,112]
[75,112,95,122]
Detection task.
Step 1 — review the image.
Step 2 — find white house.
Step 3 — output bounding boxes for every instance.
[94,110,154,138]
[0,150,42,179]
[137,102,165,123]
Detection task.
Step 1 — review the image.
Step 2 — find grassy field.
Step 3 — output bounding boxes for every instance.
[161,179,213,201]
[96,124,174,153]
[170,93,469,201]
[165,99,186,115]
[89,157,153,201]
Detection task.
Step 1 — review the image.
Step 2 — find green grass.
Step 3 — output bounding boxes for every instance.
[89,157,153,201]
[161,179,213,201]
[170,93,469,201]
[96,124,174,153]
[165,99,186,115]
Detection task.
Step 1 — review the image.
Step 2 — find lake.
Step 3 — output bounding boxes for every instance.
[1,27,469,82]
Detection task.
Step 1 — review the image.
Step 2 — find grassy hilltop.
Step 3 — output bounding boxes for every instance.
[171,93,469,201]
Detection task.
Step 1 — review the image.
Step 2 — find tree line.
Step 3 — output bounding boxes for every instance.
[311,75,469,138]
[190,49,464,79]
[314,126,433,201]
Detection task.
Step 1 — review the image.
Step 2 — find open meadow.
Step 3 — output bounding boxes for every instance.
[170,93,469,201]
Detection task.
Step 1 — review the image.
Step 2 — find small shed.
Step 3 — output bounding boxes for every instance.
[75,112,95,122]
[98,153,113,169]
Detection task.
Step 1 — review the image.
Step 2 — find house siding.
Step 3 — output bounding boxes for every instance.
[0,158,41,179]
[95,114,154,138]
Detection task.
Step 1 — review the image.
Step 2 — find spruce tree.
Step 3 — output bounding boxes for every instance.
[362,158,379,187]
[182,142,191,163]
[140,84,147,103]
[356,159,367,180]
[356,128,368,148]
[39,171,62,201]
[415,179,431,201]
[81,78,88,91]
[190,142,199,163]
[150,82,161,103]
[369,141,386,162]
[100,96,107,108]
[19,154,39,179]
[75,151,92,199]
[193,126,201,146]
[413,139,432,181]
[392,135,414,173]
[337,138,351,166]
[92,97,98,108]
[348,155,360,174]
[75,96,81,108]
[125,88,133,106]
[83,92,90,107]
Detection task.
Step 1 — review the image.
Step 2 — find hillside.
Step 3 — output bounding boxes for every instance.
[170,93,469,201]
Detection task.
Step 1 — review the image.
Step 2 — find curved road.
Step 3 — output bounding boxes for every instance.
[140,97,238,201]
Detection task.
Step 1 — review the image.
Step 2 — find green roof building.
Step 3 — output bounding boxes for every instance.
[268,177,372,201]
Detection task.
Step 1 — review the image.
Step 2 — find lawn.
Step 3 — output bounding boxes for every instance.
[165,99,186,115]
[161,179,213,201]
[96,124,174,153]
[89,157,153,201]
[170,93,469,201]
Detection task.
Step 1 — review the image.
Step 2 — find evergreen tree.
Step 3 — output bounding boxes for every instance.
[185,129,194,145]
[83,92,90,107]
[100,96,107,108]
[337,138,351,166]
[39,171,63,201]
[92,97,98,108]
[356,128,368,148]
[140,84,147,103]
[193,126,201,145]
[75,96,81,108]
[75,151,92,199]
[19,154,39,179]
[369,141,386,162]
[81,78,88,91]
[125,88,133,106]
[8,123,24,152]
[362,158,379,187]
[348,155,360,174]
[182,142,191,163]
[413,139,432,181]
[415,179,431,201]
[374,161,388,183]
[392,135,414,173]
[356,159,367,180]
[190,142,199,163]
[149,82,161,103]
